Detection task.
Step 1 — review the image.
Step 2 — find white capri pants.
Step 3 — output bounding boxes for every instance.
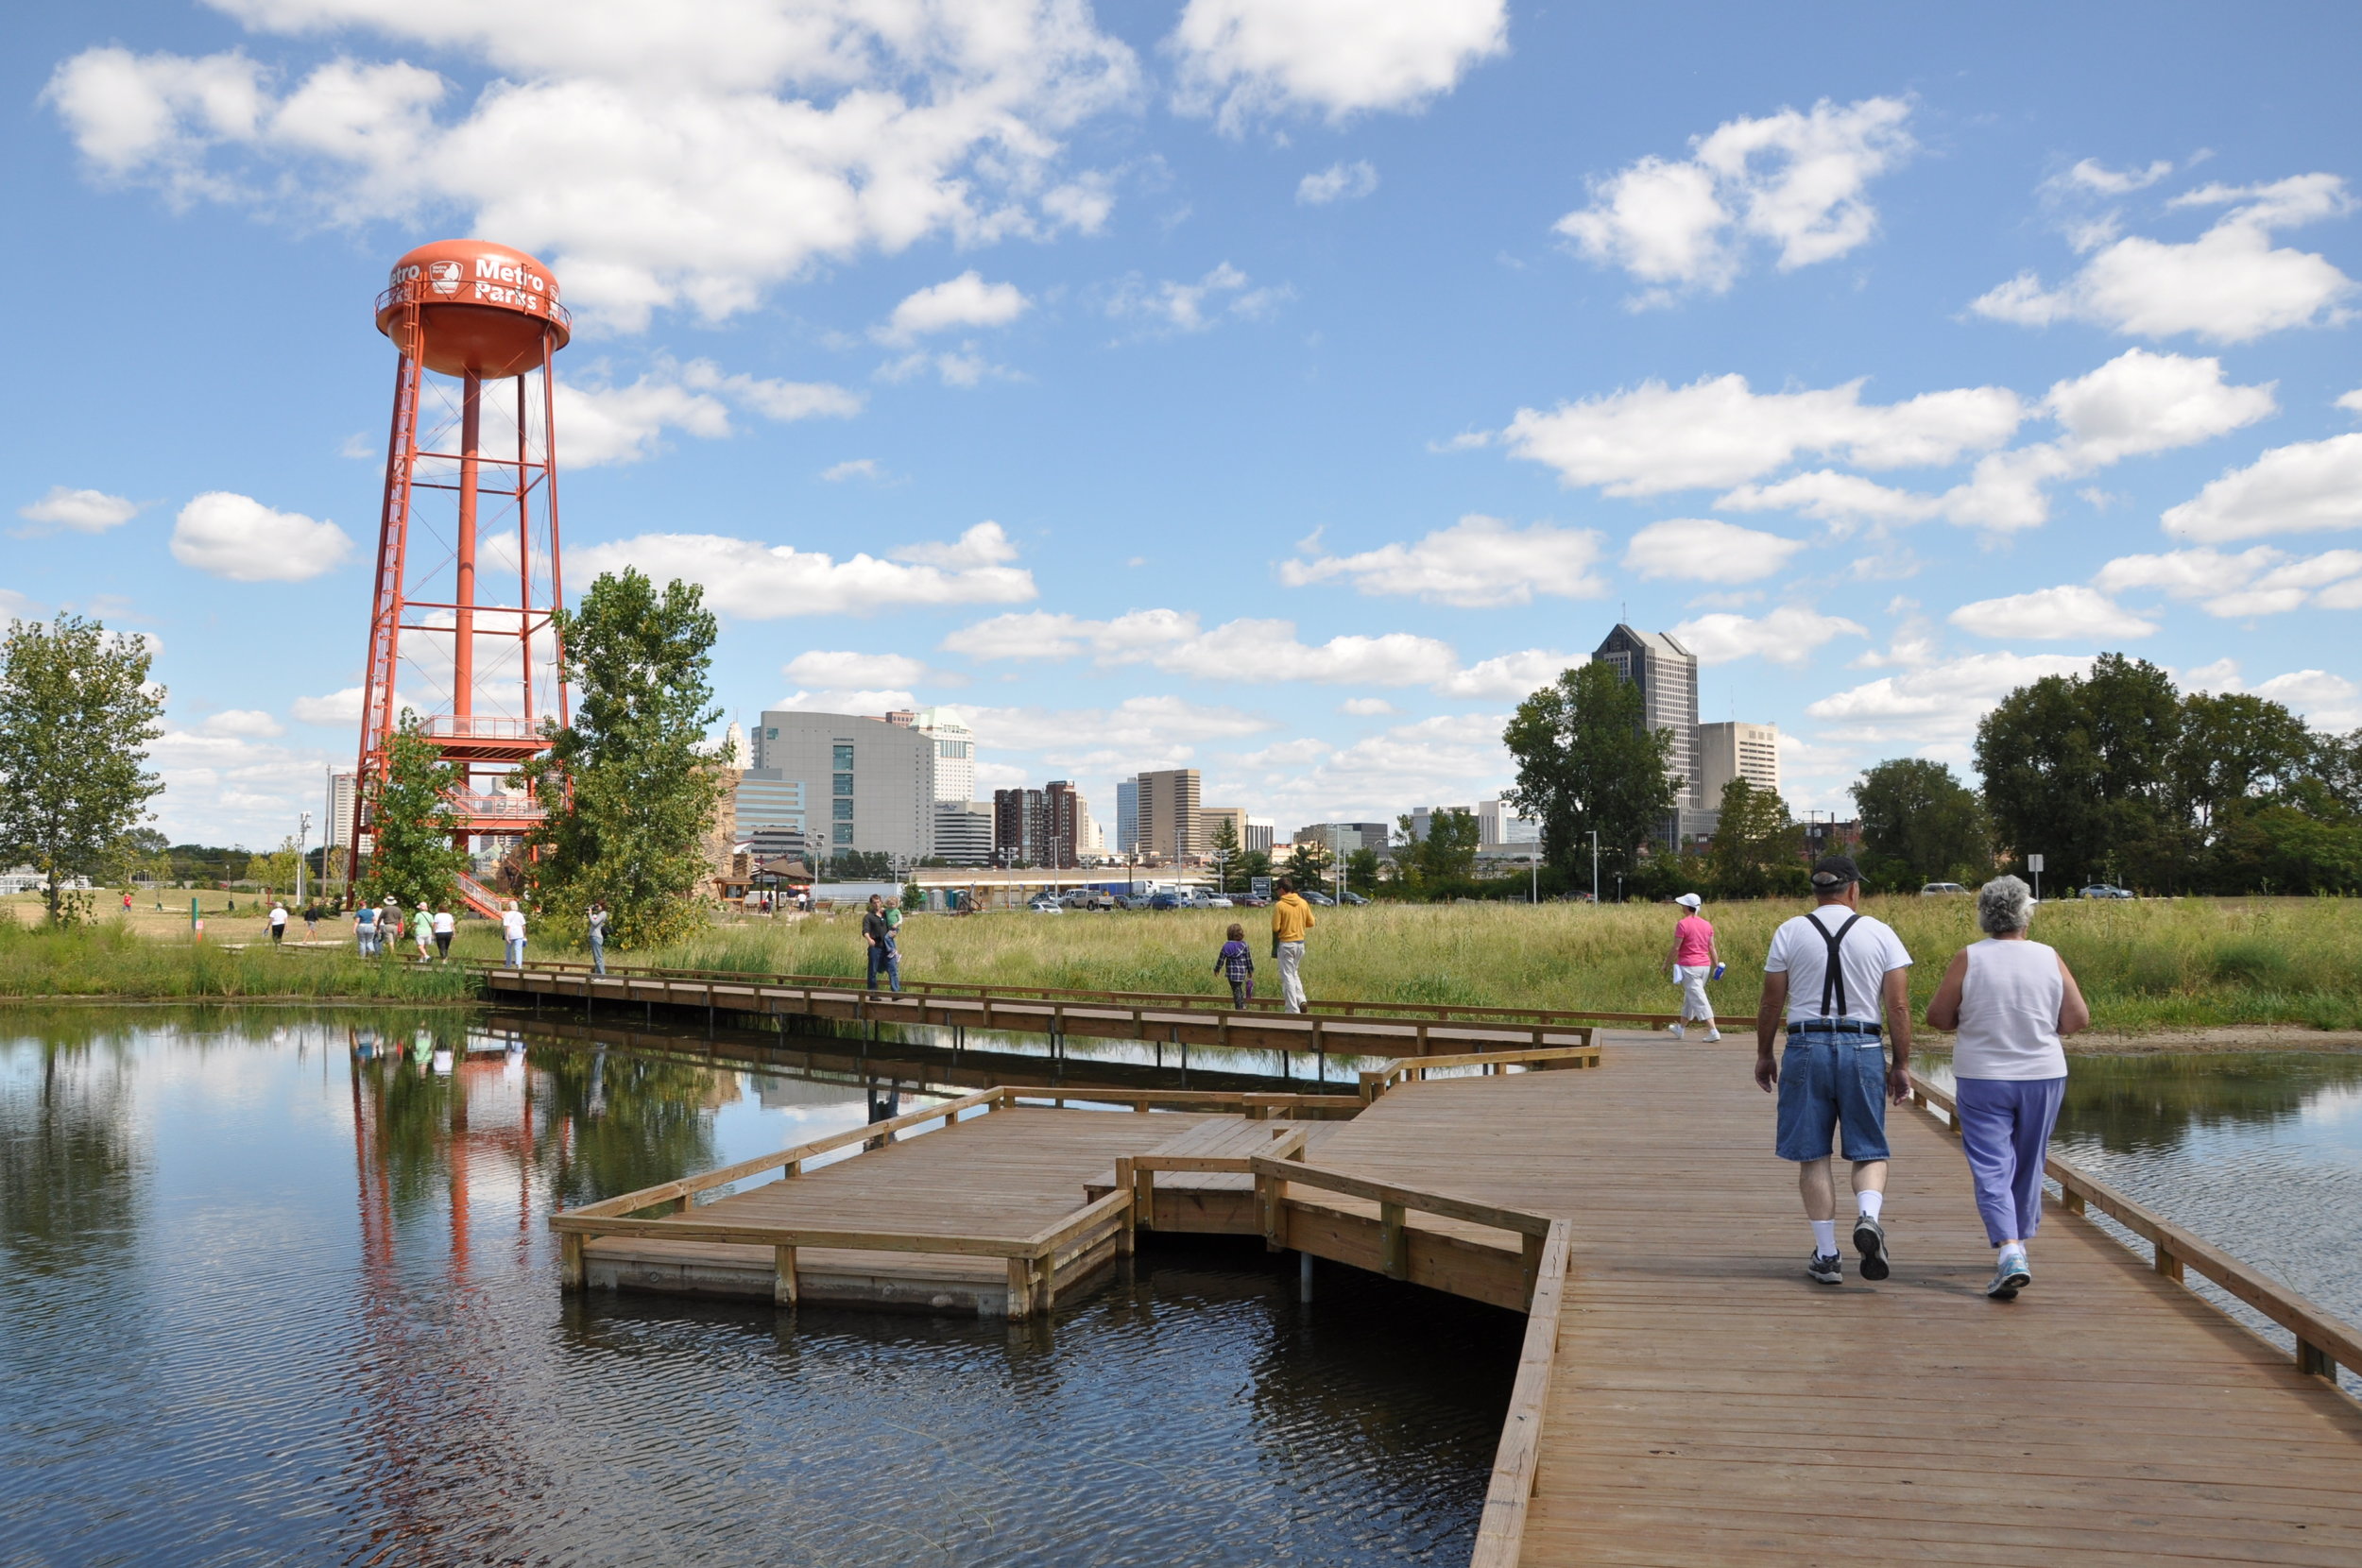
[1675,964,1715,1023]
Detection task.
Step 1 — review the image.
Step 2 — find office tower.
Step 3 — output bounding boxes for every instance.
[1593,624,1701,848]
[1115,778,1139,854]
[1135,769,1202,861]
[1693,721,1781,809]
[1478,798,1541,853]
[909,707,976,804]
[324,772,358,848]
[1244,818,1275,854]
[1043,780,1084,868]
[993,788,1043,863]
[933,801,994,865]
[750,709,937,861]
[1199,806,1251,859]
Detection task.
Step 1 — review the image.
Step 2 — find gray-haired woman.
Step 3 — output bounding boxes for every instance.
[1925,875,2092,1300]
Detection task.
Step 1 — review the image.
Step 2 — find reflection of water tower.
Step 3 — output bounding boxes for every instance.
[350,241,573,890]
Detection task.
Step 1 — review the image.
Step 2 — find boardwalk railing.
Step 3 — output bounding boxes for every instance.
[1470,1219,1574,1568]
[1359,1041,1600,1101]
[1909,1072,2361,1384]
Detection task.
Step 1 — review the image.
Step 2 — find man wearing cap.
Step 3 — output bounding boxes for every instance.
[1663,893,1721,1042]
[1754,854,1915,1286]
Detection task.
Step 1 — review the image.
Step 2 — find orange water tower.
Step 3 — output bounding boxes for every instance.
[350,241,572,900]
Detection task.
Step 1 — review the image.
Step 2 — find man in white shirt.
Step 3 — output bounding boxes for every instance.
[267,902,288,945]
[501,901,527,968]
[1754,854,1915,1287]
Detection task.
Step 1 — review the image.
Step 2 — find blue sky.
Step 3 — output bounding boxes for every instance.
[8,2,2361,849]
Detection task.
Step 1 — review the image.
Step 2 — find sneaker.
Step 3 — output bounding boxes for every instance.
[1806,1252,1842,1285]
[1987,1248,2030,1300]
[1703,1030,1722,1042]
[1669,1023,1686,1041]
[1853,1213,1891,1281]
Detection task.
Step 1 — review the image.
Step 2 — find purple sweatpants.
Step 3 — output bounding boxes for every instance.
[1954,1075,2066,1247]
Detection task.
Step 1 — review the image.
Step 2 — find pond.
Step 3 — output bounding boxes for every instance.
[0,1009,1518,1567]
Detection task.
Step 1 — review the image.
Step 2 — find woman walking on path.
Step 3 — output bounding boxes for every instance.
[412,904,435,963]
[1664,893,1722,1042]
[587,902,608,976]
[501,900,527,968]
[432,905,455,962]
[1925,875,2091,1301]
[1214,923,1256,1006]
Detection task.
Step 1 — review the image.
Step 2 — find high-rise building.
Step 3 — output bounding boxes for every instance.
[1135,769,1201,861]
[751,710,936,861]
[993,788,1043,863]
[1043,780,1085,868]
[933,801,994,865]
[734,770,808,844]
[1478,798,1541,852]
[324,771,358,849]
[910,707,976,804]
[1244,818,1275,854]
[1405,807,1473,843]
[1693,721,1781,815]
[1593,624,1701,848]
[1295,822,1389,854]
[1199,806,1251,860]
[1115,778,1139,854]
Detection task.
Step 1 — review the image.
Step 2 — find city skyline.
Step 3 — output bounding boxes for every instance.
[9,6,2359,850]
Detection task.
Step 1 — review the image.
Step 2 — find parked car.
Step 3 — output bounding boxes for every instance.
[1340,891,1369,906]
[1301,890,1335,906]
[1232,894,1269,908]
[1919,881,1968,896]
[1027,897,1065,914]
[1146,892,1183,911]
[2080,883,2134,899]
[1060,888,1115,911]
[1194,893,1234,909]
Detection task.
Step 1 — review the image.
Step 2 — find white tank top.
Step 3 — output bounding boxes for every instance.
[1952,939,2068,1081]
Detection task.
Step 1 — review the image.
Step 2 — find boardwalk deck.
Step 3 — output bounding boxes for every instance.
[1311,1041,2362,1567]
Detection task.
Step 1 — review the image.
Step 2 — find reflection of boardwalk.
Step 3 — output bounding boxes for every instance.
[1344,1044,2362,1567]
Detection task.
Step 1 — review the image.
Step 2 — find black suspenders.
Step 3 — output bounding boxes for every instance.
[1817,912,1865,1018]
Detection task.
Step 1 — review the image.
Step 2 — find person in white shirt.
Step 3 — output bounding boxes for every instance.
[432,905,455,962]
[501,900,527,968]
[267,901,288,946]
[1754,854,1915,1287]
[1925,876,2091,1300]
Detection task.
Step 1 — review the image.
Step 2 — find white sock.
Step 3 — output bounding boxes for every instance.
[1857,1191,1884,1220]
[1811,1220,1838,1256]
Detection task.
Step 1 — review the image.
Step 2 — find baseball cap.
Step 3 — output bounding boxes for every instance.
[1809,854,1861,888]
[1674,893,1703,909]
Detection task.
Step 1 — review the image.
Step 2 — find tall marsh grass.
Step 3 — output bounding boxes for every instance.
[624,895,2362,1032]
[0,918,482,1001]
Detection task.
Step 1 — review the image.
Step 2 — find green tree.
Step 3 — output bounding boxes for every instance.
[1344,845,1380,895]
[522,570,727,948]
[250,836,301,895]
[1237,847,1272,888]
[1976,653,2183,890]
[1392,809,1480,889]
[1207,815,1242,891]
[0,614,166,924]
[361,711,468,911]
[1704,778,1806,898]
[1503,662,1678,878]
[1851,758,1990,889]
[1282,839,1332,887]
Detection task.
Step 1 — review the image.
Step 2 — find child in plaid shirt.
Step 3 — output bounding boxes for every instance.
[1214,923,1256,1006]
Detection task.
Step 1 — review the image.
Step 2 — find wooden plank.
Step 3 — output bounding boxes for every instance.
[1470,1218,1572,1568]
[1245,1154,1553,1238]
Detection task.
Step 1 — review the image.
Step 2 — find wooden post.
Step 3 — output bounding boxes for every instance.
[559,1232,585,1290]
[2297,1338,2336,1379]
[1257,1169,1283,1252]
[1521,1230,1545,1308]
[2155,1241,2183,1282]
[1381,1202,1409,1281]
[773,1245,798,1305]
[1005,1255,1032,1319]
[2063,1188,2086,1216]
[1035,1249,1056,1312]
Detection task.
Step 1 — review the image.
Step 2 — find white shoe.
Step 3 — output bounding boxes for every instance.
[1704,1030,1722,1042]
[1669,1023,1686,1040]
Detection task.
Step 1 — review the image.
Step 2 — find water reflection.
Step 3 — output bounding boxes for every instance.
[0,1009,1515,1566]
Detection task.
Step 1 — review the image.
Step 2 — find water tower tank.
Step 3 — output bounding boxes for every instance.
[374,239,570,379]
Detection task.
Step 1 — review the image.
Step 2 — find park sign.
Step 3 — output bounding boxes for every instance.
[1250,877,1272,898]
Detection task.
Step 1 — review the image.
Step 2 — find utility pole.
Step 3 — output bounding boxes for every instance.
[296,812,312,908]
[1589,829,1600,904]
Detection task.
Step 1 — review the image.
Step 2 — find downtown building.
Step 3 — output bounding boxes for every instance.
[1124,769,1200,862]
[1591,624,1780,851]
[993,780,1088,867]
[749,709,937,862]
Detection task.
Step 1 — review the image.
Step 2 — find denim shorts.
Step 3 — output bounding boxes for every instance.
[1774,1030,1891,1162]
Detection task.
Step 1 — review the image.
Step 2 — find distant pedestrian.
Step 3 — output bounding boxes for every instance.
[501,900,527,968]
[1270,878,1315,1014]
[1754,855,1915,1287]
[432,905,454,962]
[303,902,322,939]
[268,901,288,946]
[1925,876,2091,1301]
[587,901,608,976]
[412,904,434,963]
[1214,922,1256,1006]
[122,891,133,913]
[1664,893,1723,1042]
[353,902,378,957]
[863,895,899,993]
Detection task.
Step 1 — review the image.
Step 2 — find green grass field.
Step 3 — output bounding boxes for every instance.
[633,895,2362,1033]
[6,893,2357,1031]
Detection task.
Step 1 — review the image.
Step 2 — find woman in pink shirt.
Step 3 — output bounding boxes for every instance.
[1663,892,1723,1041]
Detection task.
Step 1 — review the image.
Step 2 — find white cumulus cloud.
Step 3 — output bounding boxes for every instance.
[171,491,353,582]
[1949,586,2158,641]
[200,708,286,738]
[1297,160,1378,205]
[941,607,1483,690]
[2162,432,2362,543]
[1668,606,1867,667]
[1807,652,2097,745]
[1279,516,1608,606]
[1558,95,1914,302]
[877,271,1030,344]
[558,356,861,468]
[1169,0,1506,133]
[573,525,1035,619]
[1106,262,1289,333]
[2097,545,2362,617]
[18,486,145,535]
[781,650,932,691]
[43,9,1140,330]
[1431,648,1573,699]
[1972,172,2356,344]
[1622,518,1805,583]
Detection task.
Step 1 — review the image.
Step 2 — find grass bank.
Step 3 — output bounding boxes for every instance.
[622,895,2362,1033]
[0,919,484,1002]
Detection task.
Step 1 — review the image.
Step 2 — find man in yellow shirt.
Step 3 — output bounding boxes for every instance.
[1270,878,1316,1013]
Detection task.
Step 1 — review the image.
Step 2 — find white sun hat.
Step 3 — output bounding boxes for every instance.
[1674,893,1703,909]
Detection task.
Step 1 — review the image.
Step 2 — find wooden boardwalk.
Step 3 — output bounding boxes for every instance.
[1313,1041,2362,1567]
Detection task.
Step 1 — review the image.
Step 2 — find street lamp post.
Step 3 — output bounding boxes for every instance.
[296,812,312,908]
[1529,846,1539,905]
[1589,829,1600,904]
